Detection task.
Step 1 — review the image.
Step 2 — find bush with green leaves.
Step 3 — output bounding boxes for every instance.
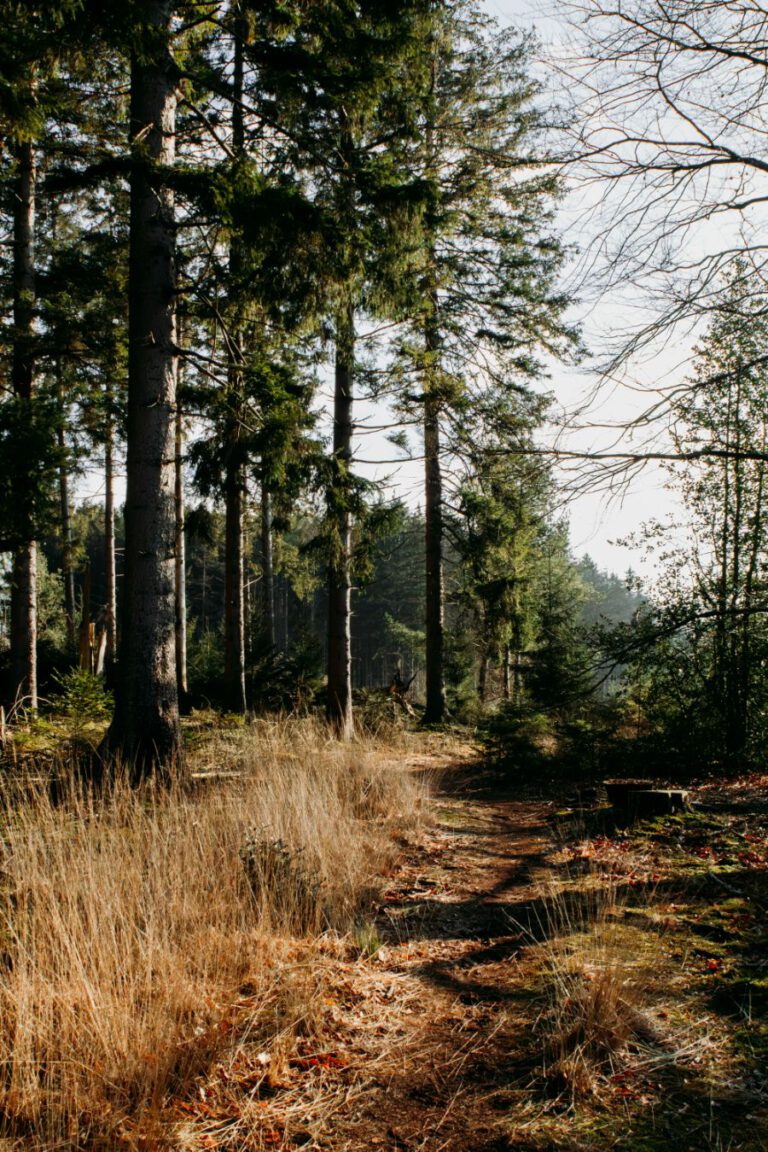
[49,668,113,726]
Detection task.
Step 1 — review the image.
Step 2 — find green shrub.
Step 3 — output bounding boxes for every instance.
[49,668,113,726]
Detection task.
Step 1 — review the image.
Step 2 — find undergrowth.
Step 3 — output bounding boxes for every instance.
[509,803,768,1152]
[0,717,428,1149]
[527,877,676,1103]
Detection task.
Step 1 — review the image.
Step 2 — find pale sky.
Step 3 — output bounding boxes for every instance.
[477,0,687,582]
[75,0,687,586]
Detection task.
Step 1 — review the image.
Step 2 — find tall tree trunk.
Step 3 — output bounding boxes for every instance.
[223,9,247,713]
[10,138,37,711]
[10,545,36,711]
[422,50,445,726]
[79,559,93,672]
[478,645,488,704]
[104,397,117,668]
[512,648,523,706]
[423,284,446,724]
[57,373,76,651]
[326,296,355,739]
[738,404,766,761]
[58,454,75,649]
[261,480,275,649]
[104,1,181,778]
[224,467,247,712]
[175,388,188,704]
[725,367,744,759]
[502,642,511,701]
[50,202,75,651]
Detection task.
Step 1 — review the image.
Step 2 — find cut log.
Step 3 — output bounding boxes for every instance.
[627,789,690,819]
[603,778,654,808]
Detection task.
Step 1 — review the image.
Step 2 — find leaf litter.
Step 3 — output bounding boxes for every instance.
[154,761,768,1151]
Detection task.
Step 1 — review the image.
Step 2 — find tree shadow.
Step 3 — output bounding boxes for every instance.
[372,760,768,1151]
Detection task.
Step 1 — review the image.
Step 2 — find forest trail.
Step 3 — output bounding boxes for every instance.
[289,757,555,1152]
[175,752,768,1150]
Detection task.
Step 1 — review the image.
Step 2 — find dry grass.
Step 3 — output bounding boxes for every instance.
[526,876,678,1103]
[0,716,428,1148]
[504,836,756,1152]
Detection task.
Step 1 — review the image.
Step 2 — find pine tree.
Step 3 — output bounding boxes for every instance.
[527,524,591,712]
[245,0,435,737]
[9,132,38,710]
[642,266,768,763]
[221,7,249,714]
[40,204,129,672]
[453,427,550,704]
[102,0,182,777]
[394,3,575,722]
[0,0,88,709]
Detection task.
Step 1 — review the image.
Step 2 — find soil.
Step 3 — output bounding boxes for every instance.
[274,757,557,1152]
[180,755,768,1152]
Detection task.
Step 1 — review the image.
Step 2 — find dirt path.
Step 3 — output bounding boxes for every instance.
[183,760,768,1150]
[305,769,555,1152]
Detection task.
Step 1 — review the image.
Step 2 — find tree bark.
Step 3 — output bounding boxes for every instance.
[10,138,37,711]
[421,47,445,726]
[51,205,75,651]
[223,8,247,714]
[103,1,182,778]
[79,559,93,673]
[57,375,76,651]
[738,398,765,762]
[224,465,247,712]
[478,647,488,704]
[59,458,75,648]
[423,288,446,724]
[104,397,117,669]
[175,388,188,704]
[326,296,355,739]
[502,642,511,701]
[512,648,523,706]
[261,481,275,649]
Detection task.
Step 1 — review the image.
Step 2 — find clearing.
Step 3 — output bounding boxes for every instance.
[174,749,768,1152]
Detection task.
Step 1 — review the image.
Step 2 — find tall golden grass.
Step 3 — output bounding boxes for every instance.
[0,717,426,1147]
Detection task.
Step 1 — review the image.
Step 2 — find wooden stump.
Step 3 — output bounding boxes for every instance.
[627,789,690,819]
[603,779,654,808]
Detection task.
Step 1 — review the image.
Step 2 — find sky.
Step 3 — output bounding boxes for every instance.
[73,0,689,584]
[348,0,689,581]
[474,0,687,580]
[342,0,694,583]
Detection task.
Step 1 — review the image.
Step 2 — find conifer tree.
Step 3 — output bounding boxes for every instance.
[0,0,87,708]
[40,202,129,672]
[102,0,182,776]
[245,0,434,736]
[527,524,591,712]
[222,4,248,714]
[9,132,38,709]
[622,268,768,765]
[171,0,322,714]
[396,3,575,722]
[454,424,550,704]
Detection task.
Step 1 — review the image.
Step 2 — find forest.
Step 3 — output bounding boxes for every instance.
[4,0,765,778]
[1,1,767,1150]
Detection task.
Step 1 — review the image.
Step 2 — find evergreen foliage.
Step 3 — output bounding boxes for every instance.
[0,0,599,771]
[607,268,768,769]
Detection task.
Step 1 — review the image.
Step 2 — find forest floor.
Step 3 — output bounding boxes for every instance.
[173,748,768,1152]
